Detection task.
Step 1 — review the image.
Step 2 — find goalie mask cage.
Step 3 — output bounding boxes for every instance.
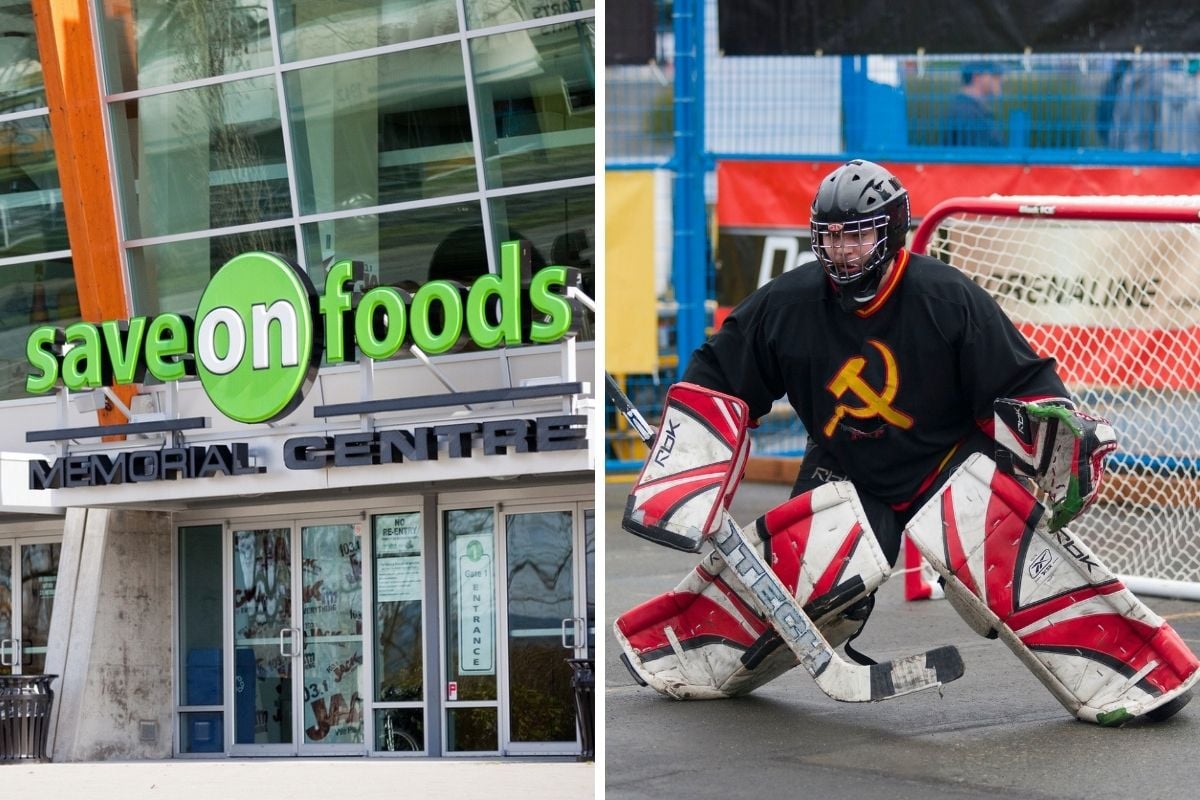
[910,195,1200,600]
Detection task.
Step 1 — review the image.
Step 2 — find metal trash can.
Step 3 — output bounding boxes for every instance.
[0,675,57,763]
[566,658,594,762]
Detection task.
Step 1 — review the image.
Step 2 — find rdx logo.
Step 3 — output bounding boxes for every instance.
[653,419,680,466]
[1027,548,1055,581]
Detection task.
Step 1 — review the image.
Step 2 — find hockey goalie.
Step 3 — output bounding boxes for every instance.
[613,160,1198,723]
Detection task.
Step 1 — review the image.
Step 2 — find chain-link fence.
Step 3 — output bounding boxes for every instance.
[605,0,1200,473]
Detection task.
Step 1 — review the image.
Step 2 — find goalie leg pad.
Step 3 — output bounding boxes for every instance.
[622,383,751,553]
[905,452,1200,724]
[614,482,891,699]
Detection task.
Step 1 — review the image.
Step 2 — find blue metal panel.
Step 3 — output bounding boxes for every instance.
[670,0,708,380]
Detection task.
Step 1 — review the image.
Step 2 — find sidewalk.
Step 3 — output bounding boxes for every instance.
[1,759,596,800]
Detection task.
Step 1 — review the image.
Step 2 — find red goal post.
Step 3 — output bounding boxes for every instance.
[907,195,1200,600]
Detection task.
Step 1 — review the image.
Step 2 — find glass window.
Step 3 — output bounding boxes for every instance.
[0,544,10,676]
[489,184,593,299]
[584,508,593,657]
[99,0,273,94]
[470,21,594,189]
[0,113,68,258]
[506,511,574,743]
[111,76,289,240]
[128,227,297,317]
[373,513,423,703]
[0,1,43,97]
[276,0,460,63]
[0,259,79,400]
[446,706,496,752]
[179,525,223,707]
[180,710,223,754]
[284,44,476,217]
[302,202,483,290]
[443,508,496,701]
[375,707,424,752]
[20,542,59,675]
[465,0,594,30]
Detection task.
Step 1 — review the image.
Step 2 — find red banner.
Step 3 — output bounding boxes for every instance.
[717,161,1200,228]
[716,160,1200,390]
[1021,324,1200,391]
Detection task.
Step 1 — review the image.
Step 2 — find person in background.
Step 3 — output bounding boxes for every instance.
[1109,58,1164,151]
[942,61,1006,147]
[1158,58,1200,153]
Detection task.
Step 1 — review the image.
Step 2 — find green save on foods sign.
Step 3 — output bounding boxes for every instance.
[25,241,580,423]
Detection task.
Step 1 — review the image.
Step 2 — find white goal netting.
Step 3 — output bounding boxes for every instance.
[913,196,1200,593]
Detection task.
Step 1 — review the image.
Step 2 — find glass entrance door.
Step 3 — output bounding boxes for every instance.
[0,539,61,676]
[231,527,295,753]
[297,523,364,753]
[229,522,365,755]
[501,505,593,755]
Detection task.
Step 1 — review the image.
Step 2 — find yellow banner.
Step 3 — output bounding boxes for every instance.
[604,171,658,374]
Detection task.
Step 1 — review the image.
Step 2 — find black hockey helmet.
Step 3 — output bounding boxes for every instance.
[810,159,910,311]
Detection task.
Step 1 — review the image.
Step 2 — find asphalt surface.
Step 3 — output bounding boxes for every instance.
[604,478,1200,800]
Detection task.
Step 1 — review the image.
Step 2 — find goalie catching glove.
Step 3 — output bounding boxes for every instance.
[992,398,1118,531]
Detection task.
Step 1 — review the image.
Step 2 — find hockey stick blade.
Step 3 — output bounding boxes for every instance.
[604,372,656,442]
[605,371,964,702]
[711,512,964,702]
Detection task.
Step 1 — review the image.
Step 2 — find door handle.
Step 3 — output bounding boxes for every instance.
[561,617,584,649]
[280,627,294,658]
[0,638,11,667]
[280,627,302,658]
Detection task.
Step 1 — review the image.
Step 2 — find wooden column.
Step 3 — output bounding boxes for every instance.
[31,0,135,424]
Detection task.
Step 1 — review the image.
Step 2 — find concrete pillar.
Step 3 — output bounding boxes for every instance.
[45,507,174,761]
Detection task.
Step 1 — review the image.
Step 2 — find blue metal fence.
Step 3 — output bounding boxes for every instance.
[604,0,1200,471]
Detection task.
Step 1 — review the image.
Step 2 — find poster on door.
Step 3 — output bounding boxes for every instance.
[456,534,495,675]
[302,640,364,744]
[301,525,365,744]
[375,513,422,603]
[233,529,291,641]
[302,526,363,638]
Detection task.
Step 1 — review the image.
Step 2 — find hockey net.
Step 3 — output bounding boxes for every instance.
[909,196,1200,598]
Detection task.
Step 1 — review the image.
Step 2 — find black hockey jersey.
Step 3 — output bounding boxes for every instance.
[683,250,1069,506]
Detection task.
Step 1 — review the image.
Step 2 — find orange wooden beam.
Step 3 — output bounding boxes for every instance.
[32,0,135,426]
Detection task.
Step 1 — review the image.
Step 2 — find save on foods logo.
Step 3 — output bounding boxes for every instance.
[25,241,580,424]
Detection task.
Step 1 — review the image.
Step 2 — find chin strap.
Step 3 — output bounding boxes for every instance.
[832,269,885,312]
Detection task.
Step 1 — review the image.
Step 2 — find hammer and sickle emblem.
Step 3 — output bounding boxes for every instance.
[822,339,915,438]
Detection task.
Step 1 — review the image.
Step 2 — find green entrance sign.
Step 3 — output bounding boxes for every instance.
[24,241,581,424]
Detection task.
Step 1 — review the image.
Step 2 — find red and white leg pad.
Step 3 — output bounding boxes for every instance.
[622,383,751,553]
[614,482,890,699]
[905,452,1200,725]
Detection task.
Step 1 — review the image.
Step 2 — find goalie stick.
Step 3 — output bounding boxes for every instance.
[606,374,965,702]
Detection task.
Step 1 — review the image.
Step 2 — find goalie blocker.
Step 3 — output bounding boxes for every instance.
[906,452,1199,725]
[621,382,751,553]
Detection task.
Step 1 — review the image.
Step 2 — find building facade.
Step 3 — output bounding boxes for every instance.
[0,0,595,760]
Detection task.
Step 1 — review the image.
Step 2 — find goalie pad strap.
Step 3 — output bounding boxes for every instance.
[906,453,1200,723]
[623,383,751,553]
[615,482,890,699]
